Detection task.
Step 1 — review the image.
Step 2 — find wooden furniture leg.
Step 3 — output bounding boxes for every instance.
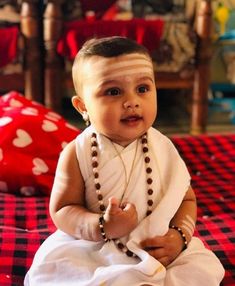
[191,0,212,135]
[21,0,43,103]
[43,0,64,112]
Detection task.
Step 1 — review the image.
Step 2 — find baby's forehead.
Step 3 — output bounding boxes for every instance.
[81,53,154,78]
[85,53,152,66]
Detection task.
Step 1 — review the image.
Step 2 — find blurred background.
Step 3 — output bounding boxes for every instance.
[0,0,234,135]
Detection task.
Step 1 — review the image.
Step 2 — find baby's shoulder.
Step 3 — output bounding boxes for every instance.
[75,126,94,144]
[60,139,76,158]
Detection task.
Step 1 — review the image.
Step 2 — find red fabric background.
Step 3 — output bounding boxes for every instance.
[0,26,19,68]
[57,19,164,60]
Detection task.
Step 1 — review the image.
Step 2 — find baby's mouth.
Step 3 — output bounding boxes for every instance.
[121,115,143,123]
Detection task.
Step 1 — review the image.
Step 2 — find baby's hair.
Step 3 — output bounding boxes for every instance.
[77,36,150,58]
[72,36,151,94]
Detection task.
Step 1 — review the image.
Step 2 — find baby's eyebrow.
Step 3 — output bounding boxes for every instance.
[97,75,154,90]
[136,76,154,83]
[98,79,120,88]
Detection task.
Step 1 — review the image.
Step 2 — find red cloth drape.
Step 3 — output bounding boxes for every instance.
[57,19,164,61]
[0,26,19,68]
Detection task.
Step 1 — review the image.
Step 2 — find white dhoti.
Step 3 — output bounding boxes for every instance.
[24,127,224,285]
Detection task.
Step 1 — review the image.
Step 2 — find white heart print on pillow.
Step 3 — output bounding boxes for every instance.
[13,129,33,148]
[32,158,49,175]
[21,107,39,116]
[42,120,58,132]
[0,116,13,127]
[9,98,24,107]
[45,111,61,121]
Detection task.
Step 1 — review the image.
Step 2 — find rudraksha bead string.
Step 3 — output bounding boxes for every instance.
[142,133,154,217]
[91,132,154,257]
[98,214,110,243]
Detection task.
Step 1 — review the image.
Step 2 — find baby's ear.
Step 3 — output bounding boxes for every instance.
[71,95,86,114]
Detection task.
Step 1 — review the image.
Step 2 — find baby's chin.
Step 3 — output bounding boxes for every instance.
[103,131,148,147]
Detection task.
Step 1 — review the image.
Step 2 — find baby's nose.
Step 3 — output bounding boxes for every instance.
[123,97,140,109]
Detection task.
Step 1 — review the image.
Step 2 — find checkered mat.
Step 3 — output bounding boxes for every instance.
[0,133,234,285]
[173,133,235,286]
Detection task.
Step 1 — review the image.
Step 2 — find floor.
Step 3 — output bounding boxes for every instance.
[62,90,235,136]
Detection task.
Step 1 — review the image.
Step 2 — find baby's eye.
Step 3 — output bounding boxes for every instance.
[137,85,149,94]
[105,88,121,96]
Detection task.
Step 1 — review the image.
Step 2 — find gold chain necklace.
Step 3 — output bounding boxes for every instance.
[111,140,138,204]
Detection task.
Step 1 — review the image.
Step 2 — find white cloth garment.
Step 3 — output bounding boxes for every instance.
[24,126,224,285]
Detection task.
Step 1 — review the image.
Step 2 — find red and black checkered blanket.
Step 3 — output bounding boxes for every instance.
[0,133,234,286]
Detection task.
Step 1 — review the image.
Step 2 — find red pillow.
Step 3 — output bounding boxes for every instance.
[0,91,81,196]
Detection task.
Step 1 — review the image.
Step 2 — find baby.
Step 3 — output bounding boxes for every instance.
[25,36,224,285]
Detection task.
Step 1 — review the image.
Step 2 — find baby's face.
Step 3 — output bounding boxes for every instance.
[78,53,157,146]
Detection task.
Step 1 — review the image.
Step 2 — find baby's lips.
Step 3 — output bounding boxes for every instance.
[121,115,142,122]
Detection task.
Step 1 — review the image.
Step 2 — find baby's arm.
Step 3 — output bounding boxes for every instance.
[49,141,137,241]
[141,186,197,266]
[49,140,101,241]
[169,185,197,244]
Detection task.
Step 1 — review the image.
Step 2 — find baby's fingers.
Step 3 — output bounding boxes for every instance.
[122,202,136,212]
[141,236,165,249]
[145,247,173,267]
[105,197,121,216]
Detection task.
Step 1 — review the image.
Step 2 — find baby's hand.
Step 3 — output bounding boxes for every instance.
[103,197,138,239]
[141,228,185,267]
